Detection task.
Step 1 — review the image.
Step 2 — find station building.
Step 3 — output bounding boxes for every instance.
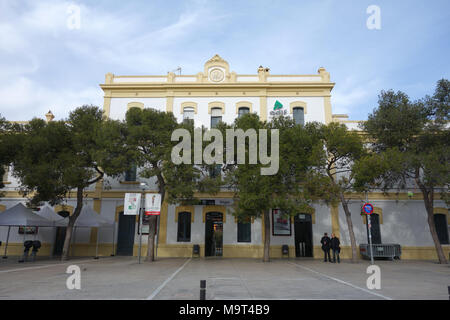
[1,55,449,260]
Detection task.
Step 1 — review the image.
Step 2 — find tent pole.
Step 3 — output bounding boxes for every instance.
[95,228,99,259]
[111,221,116,256]
[3,226,11,258]
[71,227,77,258]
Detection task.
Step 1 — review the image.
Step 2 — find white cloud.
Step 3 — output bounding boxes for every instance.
[0,0,217,120]
[0,76,102,120]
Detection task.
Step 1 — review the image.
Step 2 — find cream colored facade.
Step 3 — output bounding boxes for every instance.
[0,55,448,260]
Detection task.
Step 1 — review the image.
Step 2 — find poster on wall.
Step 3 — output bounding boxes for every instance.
[272,209,291,236]
[124,193,141,215]
[18,226,38,234]
[145,194,162,215]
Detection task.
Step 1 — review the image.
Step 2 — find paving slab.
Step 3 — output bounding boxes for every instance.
[0,257,448,300]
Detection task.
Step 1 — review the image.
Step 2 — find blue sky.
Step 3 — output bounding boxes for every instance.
[0,0,449,121]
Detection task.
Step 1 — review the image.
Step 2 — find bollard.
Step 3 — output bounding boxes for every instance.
[200,280,206,300]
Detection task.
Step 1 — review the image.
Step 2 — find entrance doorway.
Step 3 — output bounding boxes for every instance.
[53,227,66,256]
[294,214,313,257]
[53,210,70,256]
[205,212,223,257]
[116,211,136,256]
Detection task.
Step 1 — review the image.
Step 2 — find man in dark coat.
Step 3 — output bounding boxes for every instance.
[320,233,331,262]
[330,233,340,263]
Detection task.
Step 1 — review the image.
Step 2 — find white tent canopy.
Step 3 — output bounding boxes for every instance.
[35,204,66,225]
[56,206,114,227]
[0,203,54,259]
[55,206,114,258]
[0,203,53,227]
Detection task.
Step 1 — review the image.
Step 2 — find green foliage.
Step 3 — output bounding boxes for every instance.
[125,107,212,205]
[360,80,450,203]
[0,115,22,191]
[224,114,319,222]
[362,90,427,152]
[305,122,367,202]
[11,105,129,206]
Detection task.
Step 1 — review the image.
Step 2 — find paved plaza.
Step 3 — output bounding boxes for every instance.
[0,256,448,300]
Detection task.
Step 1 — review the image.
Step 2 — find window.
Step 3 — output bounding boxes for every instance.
[209,164,222,178]
[238,107,250,118]
[183,107,195,125]
[57,210,70,218]
[177,212,191,242]
[210,108,222,128]
[293,107,304,126]
[237,221,251,242]
[366,213,381,244]
[124,164,137,182]
[434,214,449,244]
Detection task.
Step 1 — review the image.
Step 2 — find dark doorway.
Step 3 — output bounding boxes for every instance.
[294,214,313,257]
[434,214,449,244]
[205,212,223,257]
[366,213,382,244]
[53,227,66,256]
[116,211,136,256]
[53,210,70,256]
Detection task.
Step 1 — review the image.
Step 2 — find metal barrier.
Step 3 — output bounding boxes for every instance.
[359,244,401,260]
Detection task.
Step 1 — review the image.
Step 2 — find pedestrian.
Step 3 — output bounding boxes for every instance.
[330,233,340,263]
[320,232,331,262]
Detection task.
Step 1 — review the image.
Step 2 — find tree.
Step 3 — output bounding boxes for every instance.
[0,115,22,193]
[359,80,450,264]
[11,106,128,260]
[304,122,367,263]
[125,107,207,262]
[222,114,318,262]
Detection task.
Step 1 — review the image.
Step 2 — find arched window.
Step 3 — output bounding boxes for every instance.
[177,212,192,242]
[238,107,250,118]
[211,107,222,128]
[293,107,304,126]
[237,220,251,242]
[124,163,137,182]
[183,107,195,124]
[434,214,449,244]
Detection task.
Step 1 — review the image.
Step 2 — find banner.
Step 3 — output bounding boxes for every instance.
[145,193,162,215]
[124,193,141,215]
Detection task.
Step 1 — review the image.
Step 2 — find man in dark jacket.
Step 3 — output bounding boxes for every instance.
[320,233,331,262]
[330,233,340,263]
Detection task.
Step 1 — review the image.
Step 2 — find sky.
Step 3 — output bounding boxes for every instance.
[0,0,449,121]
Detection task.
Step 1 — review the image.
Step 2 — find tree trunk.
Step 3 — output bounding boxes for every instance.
[420,187,448,264]
[340,193,358,263]
[263,209,271,262]
[61,187,84,261]
[145,215,157,262]
[146,175,165,262]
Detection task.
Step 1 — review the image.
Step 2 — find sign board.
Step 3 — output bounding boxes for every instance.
[215,199,234,206]
[124,193,141,215]
[363,203,374,215]
[269,100,288,117]
[145,193,162,215]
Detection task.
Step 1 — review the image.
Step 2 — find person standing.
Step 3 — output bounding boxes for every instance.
[320,232,331,262]
[331,233,341,263]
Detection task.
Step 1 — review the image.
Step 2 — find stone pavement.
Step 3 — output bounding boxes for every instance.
[0,256,448,299]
